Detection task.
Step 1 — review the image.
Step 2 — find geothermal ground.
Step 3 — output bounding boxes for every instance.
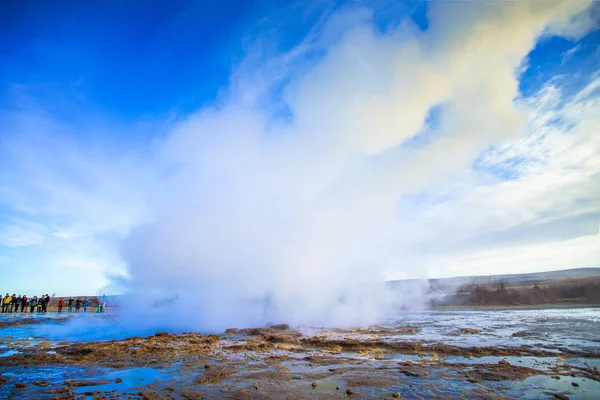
[1,308,599,399]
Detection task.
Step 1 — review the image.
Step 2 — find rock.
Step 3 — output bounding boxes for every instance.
[449,328,481,335]
[397,326,420,335]
[400,367,428,377]
[511,331,535,337]
[392,393,400,398]
[155,332,169,337]
[269,324,290,331]
[253,383,259,390]
[15,383,27,388]
[346,389,354,395]
[116,378,123,383]
[544,392,570,400]
[56,345,93,356]
[312,383,317,388]
[264,333,296,343]
[572,382,579,387]
[204,364,211,369]
[498,359,510,365]
[336,387,339,390]
[206,334,221,343]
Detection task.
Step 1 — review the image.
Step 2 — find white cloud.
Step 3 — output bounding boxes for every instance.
[53,231,75,239]
[425,235,600,279]
[0,223,46,247]
[387,75,600,276]
[0,112,155,247]
[562,43,584,64]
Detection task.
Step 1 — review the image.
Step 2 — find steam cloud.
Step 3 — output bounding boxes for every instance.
[112,0,596,333]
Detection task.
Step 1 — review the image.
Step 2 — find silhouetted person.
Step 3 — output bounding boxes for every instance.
[20,295,28,313]
[83,298,88,312]
[13,295,21,312]
[10,294,16,312]
[67,297,74,312]
[2,293,10,313]
[75,298,82,312]
[57,297,65,313]
[36,297,44,313]
[29,296,38,313]
[42,294,50,312]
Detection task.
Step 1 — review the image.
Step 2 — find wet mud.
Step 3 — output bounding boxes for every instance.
[0,317,53,329]
[1,321,600,399]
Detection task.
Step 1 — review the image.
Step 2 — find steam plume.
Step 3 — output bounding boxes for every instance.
[114,0,596,332]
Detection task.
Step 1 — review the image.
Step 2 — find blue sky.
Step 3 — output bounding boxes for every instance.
[1,0,599,298]
[1,0,255,118]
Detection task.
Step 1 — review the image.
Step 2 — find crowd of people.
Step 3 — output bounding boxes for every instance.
[1,294,91,313]
[56,297,89,313]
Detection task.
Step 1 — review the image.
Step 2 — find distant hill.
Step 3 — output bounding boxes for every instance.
[464,267,600,283]
[388,267,600,289]
[387,267,600,307]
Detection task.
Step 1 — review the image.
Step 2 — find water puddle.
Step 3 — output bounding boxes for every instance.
[70,365,179,395]
[0,350,19,358]
[506,374,600,400]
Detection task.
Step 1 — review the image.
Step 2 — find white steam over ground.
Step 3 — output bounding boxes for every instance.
[2,0,599,336]
[110,0,599,332]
